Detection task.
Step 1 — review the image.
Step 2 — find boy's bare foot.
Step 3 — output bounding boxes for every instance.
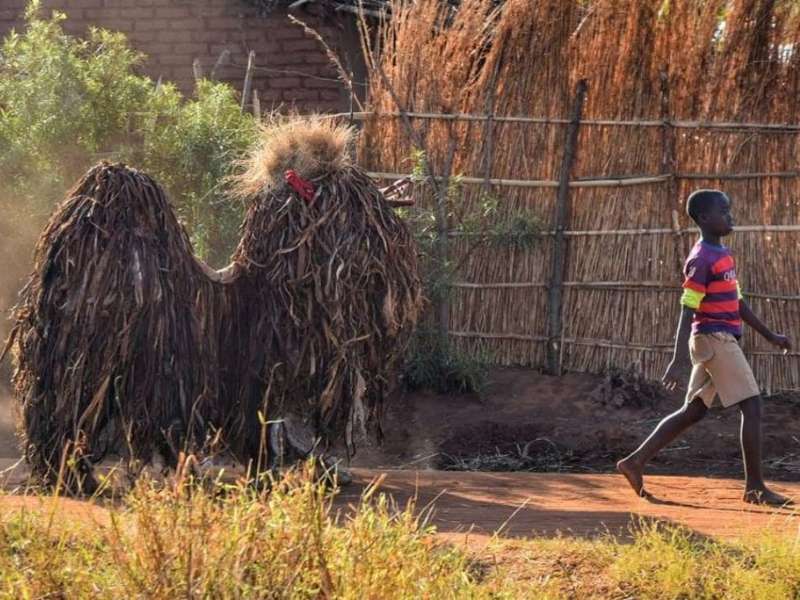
[743,487,794,507]
[617,457,647,497]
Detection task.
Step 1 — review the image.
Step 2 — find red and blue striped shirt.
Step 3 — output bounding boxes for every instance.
[681,241,743,338]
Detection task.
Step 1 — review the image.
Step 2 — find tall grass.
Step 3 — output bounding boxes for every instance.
[0,465,488,598]
[3,467,800,598]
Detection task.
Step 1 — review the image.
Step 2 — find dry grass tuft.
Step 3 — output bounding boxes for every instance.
[232,115,354,199]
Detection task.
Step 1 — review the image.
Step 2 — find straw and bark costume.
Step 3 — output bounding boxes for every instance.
[2,119,422,492]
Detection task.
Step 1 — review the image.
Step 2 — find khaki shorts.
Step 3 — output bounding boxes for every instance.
[686,332,760,408]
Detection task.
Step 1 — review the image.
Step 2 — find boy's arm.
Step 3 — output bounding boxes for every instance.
[663,306,694,391]
[740,299,792,350]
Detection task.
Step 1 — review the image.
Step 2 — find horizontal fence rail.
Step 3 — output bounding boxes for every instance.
[448,281,800,300]
[448,332,800,357]
[446,225,800,237]
[336,110,800,133]
[368,171,800,187]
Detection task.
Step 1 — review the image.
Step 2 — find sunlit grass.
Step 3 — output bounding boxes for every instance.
[2,466,800,599]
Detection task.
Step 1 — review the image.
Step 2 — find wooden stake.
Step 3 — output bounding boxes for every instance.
[241,51,255,112]
[253,89,261,122]
[546,79,587,375]
[192,58,204,82]
[211,49,231,80]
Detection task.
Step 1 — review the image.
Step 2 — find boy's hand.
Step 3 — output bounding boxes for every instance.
[662,359,690,392]
[768,332,792,352]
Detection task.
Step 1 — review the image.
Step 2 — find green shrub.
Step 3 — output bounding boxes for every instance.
[0,1,256,264]
[136,80,257,264]
[402,326,490,395]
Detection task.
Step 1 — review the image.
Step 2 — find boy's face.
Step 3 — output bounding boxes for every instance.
[699,195,734,236]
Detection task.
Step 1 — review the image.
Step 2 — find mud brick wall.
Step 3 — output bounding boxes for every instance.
[0,0,363,113]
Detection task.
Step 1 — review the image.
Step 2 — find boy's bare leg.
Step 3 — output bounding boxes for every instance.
[617,397,708,496]
[739,396,792,506]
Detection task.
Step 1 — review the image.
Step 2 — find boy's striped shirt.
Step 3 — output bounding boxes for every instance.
[681,240,743,337]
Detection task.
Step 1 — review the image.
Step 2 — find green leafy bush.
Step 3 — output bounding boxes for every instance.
[0,1,256,264]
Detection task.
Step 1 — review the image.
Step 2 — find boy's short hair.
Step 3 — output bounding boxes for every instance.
[686,189,728,223]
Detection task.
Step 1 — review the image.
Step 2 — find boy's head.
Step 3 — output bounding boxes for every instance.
[686,189,734,237]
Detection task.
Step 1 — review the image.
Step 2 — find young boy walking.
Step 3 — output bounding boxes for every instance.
[617,189,792,506]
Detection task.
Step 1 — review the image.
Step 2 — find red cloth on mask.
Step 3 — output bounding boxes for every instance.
[284,170,315,202]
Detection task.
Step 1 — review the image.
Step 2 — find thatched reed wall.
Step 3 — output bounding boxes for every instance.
[356,0,800,392]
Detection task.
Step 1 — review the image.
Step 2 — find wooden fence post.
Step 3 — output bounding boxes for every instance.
[546,79,588,375]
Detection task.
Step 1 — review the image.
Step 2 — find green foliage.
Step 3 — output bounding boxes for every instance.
[136,81,257,264]
[0,2,257,264]
[457,194,544,249]
[401,150,543,395]
[402,326,490,395]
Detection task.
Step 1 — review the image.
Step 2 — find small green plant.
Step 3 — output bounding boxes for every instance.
[402,325,490,395]
[457,193,543,249]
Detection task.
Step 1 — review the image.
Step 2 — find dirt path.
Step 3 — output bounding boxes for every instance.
[1,459,797,542]
[1,465,797,543]
[338,469,800,541]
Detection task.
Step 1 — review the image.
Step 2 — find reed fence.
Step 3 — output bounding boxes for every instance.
[354,0,800,393]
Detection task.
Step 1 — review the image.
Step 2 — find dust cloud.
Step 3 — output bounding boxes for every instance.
[0,200,44,459]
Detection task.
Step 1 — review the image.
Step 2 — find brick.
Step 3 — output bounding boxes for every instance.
[158,53,194,66]
[91,20,135,33]
[271,53,321,66]
[129,29,158,43]
[154,7,191,19]
[303,77,342,89]
[194,6,226,18]
[115,7,155,19]
[208,44,240,58]
[282,89,320,101]
[157,29,191,42]
[262,26,305,41]
[252,89,282,103]
[169,17,205,31]
[246,41,281,55]
[207,15,243,31]
[280,39,319,53]
[172,42,207,55]
[268,77,302,89]
[61,0,104,8]
[134,18,170,32]
[294,52,331,66]
[143,42,175,56]
[320,89,344,101]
